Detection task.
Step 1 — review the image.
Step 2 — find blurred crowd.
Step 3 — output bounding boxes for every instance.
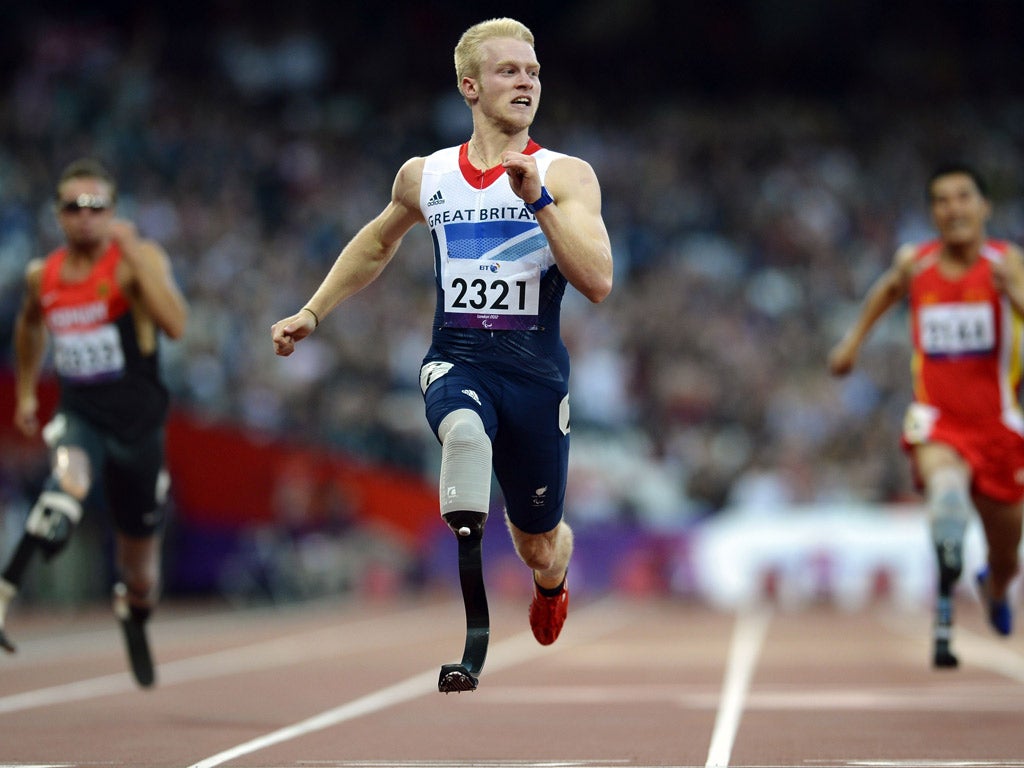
[2,7,1024,542]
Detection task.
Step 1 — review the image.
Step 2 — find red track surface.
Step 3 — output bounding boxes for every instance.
[1,591,1023,767]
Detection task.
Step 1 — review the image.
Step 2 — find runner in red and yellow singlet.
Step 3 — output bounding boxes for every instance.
[830,164,1024,668]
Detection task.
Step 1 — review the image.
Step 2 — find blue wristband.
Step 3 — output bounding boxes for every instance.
[525,186,554,214]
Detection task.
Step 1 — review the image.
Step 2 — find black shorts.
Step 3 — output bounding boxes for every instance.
[42,411,169,537]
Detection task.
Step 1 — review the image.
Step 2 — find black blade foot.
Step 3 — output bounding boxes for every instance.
[933,639,959,669]
[114,583,155,688]
[438,663,478,693]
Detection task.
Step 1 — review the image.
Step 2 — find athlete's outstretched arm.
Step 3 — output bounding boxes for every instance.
[502,153,612,304]
[827,244,914,376]
[272,158,426,356]
[991,244,1024,317]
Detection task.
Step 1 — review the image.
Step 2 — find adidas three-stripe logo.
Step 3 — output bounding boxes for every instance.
[427,189,445,206]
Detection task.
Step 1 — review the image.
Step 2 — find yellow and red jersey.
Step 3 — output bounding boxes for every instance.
[907,238,1024,433]
[902,239,1024,502]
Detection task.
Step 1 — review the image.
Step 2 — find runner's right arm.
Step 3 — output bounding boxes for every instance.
[827,244,914,376]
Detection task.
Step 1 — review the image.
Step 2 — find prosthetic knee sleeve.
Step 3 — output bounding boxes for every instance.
[437,409,492,535]
[24,444,90,561]
[26,490,83,560]
[927,466,971,594]
[51,444,90,499]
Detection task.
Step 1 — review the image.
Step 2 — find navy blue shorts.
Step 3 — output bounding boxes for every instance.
[43,411,169,537]
[421,361,570,534]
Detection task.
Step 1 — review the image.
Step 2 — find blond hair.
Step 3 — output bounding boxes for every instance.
[454,17,534,93]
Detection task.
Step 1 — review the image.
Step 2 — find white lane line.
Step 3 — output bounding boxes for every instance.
[186,598,624,768]
[704,606,772,768]
[947,628,1024,683]
[0,671,133,714]
[2,602,304,661]
[481,683,1024,711]
[185,670,438,768]
[0,602,449,714]
[880,608,1024,682]
[839,762,1024,767]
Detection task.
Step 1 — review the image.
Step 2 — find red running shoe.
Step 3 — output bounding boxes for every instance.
[529,579,569,645]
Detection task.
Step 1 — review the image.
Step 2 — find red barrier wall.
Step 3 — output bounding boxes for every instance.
[165,415,436,547]
[0,373,437,549]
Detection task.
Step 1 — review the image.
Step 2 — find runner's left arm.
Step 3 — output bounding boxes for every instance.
[502,153,613,304]
[991,244,1024,317]
[111,219,188,340]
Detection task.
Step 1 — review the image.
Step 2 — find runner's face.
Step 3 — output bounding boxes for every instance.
[929,173,990,247]
[56,178,114,249]
[471,38,540,133]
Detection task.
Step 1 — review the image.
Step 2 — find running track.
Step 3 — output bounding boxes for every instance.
[1,591,1023,767]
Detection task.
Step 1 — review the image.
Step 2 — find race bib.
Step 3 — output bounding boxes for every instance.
[918,302,995,356]
[52,325,126,382]
[442,259,540,329]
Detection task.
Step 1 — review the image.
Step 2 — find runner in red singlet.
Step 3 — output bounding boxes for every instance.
[0,158,188,686]
[829,163,1024,667]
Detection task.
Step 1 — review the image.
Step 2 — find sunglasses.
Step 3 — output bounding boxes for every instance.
[58,194,112,214]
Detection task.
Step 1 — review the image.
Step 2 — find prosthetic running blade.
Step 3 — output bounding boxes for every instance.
[113,583,156,688]
[439,511,490,693]
[119,615,156,687]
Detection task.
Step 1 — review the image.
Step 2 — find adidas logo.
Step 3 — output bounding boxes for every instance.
[427,189,445,207]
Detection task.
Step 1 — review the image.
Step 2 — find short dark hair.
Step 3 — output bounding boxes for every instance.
[55,158,117,202]
[927,162,988,202]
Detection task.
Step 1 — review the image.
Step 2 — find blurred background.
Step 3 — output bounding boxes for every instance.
[1,0,1023,614]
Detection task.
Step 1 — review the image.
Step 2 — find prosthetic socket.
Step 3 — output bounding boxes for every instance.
[928,466,970,595]
[438,409,491,537]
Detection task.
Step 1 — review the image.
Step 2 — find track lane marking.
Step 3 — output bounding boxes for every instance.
[880,608,1024,681]
[186,598,624,768]
[704,606,772,768]
[0,602,452,714]
[479,682,1023,711]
